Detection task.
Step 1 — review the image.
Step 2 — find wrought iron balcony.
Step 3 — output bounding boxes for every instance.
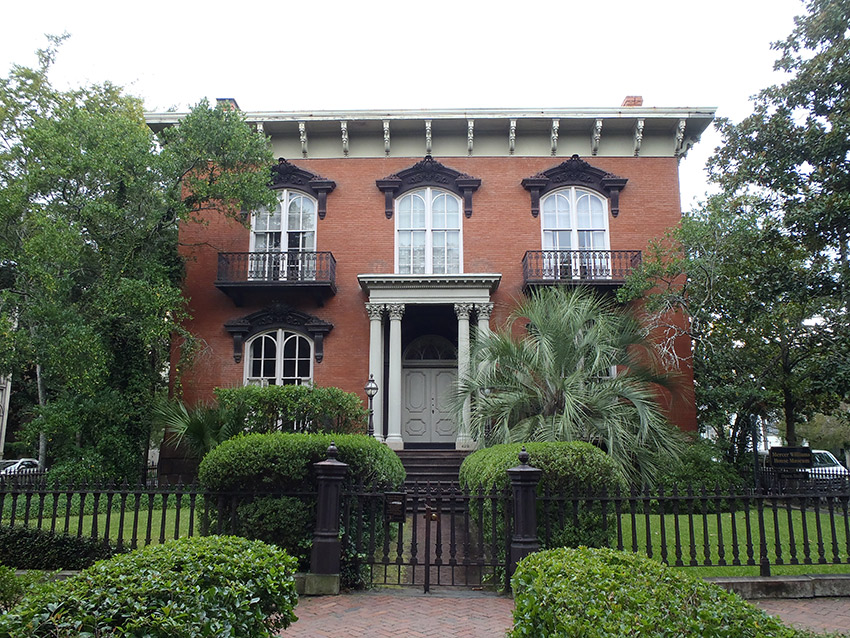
[522,250,641,291]
[215,251,336,305]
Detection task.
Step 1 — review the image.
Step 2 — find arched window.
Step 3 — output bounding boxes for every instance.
[250,190,317,280]
[245,330,313,385]
[541,187,610,278]
[396,188,462,275]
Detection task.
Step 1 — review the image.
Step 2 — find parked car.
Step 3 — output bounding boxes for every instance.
[0,458,40,475]
[808,450,850,480]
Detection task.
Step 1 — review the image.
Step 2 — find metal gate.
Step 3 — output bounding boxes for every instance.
[341,481,512,592]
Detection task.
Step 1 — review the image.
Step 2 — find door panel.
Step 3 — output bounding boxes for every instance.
[403,368,457,445]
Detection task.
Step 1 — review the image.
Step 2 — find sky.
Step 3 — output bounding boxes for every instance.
[0,0,806,209]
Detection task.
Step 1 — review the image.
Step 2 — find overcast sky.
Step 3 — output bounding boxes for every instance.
[1,0,805,208]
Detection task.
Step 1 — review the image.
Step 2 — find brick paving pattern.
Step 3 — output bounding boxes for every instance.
[280,590,850,637]
[279,590,514,638]
[755,597,850,635]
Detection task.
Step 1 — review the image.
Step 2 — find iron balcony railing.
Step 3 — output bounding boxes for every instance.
[216,251,336,291]
[522,249,642,287]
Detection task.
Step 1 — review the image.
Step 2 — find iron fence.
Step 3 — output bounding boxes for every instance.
[1,477,848,582]
[539,484,850,576]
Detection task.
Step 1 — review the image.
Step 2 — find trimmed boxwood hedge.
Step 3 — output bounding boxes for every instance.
[0,525,121,570]
[510,547,814,637]
[0,535,299,638]
[198,433,404,588]
[459,441,626,494]
[214,384,367,435]
[198,432,405,492]
[460,442,626,550]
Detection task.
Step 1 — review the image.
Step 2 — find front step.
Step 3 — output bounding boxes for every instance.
[395,450,470,491]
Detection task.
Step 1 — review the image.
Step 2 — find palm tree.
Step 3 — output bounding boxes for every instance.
[154,400,245,458]
[456,286,685,484]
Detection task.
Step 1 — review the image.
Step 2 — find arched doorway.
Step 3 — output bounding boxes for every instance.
[402,335,457,447]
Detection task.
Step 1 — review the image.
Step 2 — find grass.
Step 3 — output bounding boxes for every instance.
[593,502,850,578]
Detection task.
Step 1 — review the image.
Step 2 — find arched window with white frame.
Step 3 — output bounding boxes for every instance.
[250,189,317,281]
[541,187,611,279]
[396,187,462,275]
[245,329,313,386]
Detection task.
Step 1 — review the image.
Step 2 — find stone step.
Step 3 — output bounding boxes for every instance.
[395,450,470,491]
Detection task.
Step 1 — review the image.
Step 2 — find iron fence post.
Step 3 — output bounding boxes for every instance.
[311,443,348,577]
[507,447,542,582]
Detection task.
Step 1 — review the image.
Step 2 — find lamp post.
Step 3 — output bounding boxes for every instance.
[364,374,378,439]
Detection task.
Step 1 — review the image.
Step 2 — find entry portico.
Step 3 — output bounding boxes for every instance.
[359,274,500,450]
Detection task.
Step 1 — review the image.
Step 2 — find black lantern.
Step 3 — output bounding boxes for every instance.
[364,374,378,438]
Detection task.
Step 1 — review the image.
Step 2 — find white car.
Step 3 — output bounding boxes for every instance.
[0,458,40,475]
[809,450,850,479]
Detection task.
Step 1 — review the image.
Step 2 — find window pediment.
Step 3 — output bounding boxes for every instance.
[224,303,333,363]
[521,155,627,218]
[270,158,336,219]
[377,155,481,219]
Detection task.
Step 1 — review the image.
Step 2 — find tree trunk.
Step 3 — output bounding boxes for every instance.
[35,362,47,470]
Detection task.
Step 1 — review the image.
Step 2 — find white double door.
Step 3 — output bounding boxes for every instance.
[402,367,457,445]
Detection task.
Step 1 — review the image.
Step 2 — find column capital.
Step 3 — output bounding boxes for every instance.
[475,302,494,321]
[387,303,405,320]
[454,303,474,320]
[365,303,385,321]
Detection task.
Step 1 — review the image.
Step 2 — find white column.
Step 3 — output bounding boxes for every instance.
[385,303,405,450]
[455,303,475,450]
[476,302,493,335]
[365,303,385,442]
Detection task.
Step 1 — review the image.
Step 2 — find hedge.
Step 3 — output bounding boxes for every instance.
[197,433,405,587]
[0,525,121,570]
[459,441,626,494]
[198,432,405,492]
[510,547,814,637]
[0,536,299,638]
[214,384,367,435]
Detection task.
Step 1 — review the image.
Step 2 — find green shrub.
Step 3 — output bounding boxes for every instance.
[198,432,405,492]
[0,526,121,570]
[215,384,367,435]
[0,535,298,638]
[0,566,49,614]
[657,439,745,491]
[510,547,808,637]
[236,496,313,570]
[460,442,625,550]
[198,433,404,589]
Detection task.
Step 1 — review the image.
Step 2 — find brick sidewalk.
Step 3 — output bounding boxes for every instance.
[280,590,850,637]
[754,597,850,635]
[279,590,514,638]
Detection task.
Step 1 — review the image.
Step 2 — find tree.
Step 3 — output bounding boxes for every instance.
[621,0,850,457]
[709,0,850,299]
[0,38,276,478]
[455,286,685,485]
[621,201,847,457]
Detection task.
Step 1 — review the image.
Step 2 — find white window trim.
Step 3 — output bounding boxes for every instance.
[394,187,464,275]
[243,329,314,386]
[249,189,318,254]
[539,186,611,252]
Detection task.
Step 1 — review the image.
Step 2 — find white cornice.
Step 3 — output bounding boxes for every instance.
[146,106,716,126]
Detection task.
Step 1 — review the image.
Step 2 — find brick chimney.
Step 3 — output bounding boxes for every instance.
[216,98,240,111]
[621,96,643,107]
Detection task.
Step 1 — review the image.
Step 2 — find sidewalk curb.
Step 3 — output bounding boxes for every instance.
[707,574,850,599]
